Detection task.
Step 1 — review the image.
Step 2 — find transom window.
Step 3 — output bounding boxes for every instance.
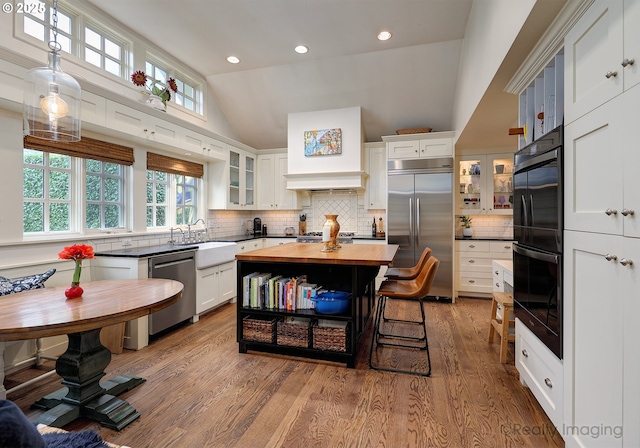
[19,2,204,115]
[84,25,124,77]
[23,1,72,54]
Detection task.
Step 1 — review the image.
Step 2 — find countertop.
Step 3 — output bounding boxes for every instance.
[215,234,387,242]
[94,244,199,258]
[493,259,513,275]
[455,236,514,241]
[236,242,398,266]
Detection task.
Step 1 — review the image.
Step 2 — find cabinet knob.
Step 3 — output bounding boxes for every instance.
[496,282,500,287]
[621,58,635,67]
[621,208,635,216]
[605,70,618,79]
[521,349,529,358]
[620,258,634,267]
[604,208,618,216]
[604,254,617,262]
[544,378,553,388]
[495,270,499,275]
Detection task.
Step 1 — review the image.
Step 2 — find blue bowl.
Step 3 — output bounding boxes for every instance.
[312,291,351,314]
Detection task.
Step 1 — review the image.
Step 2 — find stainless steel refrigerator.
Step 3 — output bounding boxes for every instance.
[387,157,453,300]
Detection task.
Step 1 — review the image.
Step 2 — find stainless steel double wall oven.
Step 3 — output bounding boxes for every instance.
[512,125,563,359]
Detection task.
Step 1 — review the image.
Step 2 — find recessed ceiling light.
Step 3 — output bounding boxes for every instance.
[227,56,240,64]
[295,45,309,54]
[377,31,392,41]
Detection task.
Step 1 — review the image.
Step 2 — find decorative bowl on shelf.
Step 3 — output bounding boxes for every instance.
[312,291,351,314]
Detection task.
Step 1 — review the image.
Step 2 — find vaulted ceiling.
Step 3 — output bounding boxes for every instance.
[84,0,563,151]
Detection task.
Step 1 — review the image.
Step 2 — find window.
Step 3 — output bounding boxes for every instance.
[85,159,126,230]
[83,25,124,77]
[146,60,201,114]
[146,170,168,227]
[23,149,73,233]
[23,1,72,53]
[175,175,197,225]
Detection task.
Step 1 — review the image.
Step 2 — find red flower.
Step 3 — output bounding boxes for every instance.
[167,77,178,93]
[131,70,148,87]
[58,244,95,261]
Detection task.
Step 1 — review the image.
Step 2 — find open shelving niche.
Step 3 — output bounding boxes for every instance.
[235,259,379,367]
[518,50,564,149]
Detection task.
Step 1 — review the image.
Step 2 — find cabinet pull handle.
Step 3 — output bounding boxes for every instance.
[504,245,511,249]
[496,283,500,287]
[605,208,618,216]
[469,244,475,248]
[621,58,635,67]
[604,254,618,262]
[620,258,634,267]
[468,259,475,263]
[605,70,618,79]
[495,270,499,275]
[621,208,635,216]
[522,349,528,358]
[544,378,553,388]
[468,280,475,283]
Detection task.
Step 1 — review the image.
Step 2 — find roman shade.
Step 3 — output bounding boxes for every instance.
[147,152,204,178]
[23,135,134,166]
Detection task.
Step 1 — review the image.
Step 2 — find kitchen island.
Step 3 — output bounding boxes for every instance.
[235,243,398,367]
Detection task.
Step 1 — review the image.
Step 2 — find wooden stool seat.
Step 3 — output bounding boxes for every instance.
[488,291,515,363]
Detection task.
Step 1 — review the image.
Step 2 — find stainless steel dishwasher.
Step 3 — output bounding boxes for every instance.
[148,250,196,336]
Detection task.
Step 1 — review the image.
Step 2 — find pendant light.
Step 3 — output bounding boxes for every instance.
[23,0,81,142]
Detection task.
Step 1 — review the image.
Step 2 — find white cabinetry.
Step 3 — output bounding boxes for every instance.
[564,81,640,238]
[516,320,564,431]
[257,153,299,210]
[209,148,256,210]
[236,239,264,253]
[564,230,639,448]
[457,154,514,215]
[105,101,182,147]
[196,261,236,314]
[364,143,387,210]
[455,240,513,297]
[383,131,454,160]
[564,0,640,125]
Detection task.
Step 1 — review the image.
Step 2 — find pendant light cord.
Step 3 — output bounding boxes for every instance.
[48,0,61,53]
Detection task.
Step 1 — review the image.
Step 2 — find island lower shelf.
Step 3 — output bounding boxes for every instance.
[235,243,398,367]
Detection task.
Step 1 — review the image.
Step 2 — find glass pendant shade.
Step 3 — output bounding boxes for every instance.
[23,51,81,142]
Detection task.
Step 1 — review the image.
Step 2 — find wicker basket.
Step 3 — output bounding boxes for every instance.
[395,127,432,135]
[243,315,276,343]
[312,321,349,352]
[277,318,311,348]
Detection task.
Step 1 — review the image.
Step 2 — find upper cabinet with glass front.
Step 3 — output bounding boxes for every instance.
[457,154,514,215]
[208,147,256,210]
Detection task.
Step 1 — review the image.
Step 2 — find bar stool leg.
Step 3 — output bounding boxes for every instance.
[488,296,498,343]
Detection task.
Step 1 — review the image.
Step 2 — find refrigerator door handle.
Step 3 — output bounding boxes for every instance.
[416,197,421,247]
[409,197,413,250]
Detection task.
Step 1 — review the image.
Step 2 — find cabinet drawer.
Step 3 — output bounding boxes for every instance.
[236,239,264,253]
[516,320,563,428]
[489,241,514,254]
[456,241,490,252]
[459,276,493,289]
[459,256,493,270]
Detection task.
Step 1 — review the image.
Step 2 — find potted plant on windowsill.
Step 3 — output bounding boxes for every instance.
[460,215,473,237]
[131,70,178,111]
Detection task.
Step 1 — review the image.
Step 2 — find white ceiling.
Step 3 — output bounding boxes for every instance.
[83,0,562,150]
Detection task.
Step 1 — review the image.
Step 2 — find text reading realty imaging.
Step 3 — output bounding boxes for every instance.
[501,423,623,439]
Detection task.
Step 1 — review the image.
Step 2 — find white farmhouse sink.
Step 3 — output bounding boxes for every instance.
[194,242,237,269]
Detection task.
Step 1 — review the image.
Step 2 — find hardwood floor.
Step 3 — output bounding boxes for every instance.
[6,297,564,448]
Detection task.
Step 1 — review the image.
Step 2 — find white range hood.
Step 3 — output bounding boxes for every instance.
[285,171,368,190]
[286,106,366,191]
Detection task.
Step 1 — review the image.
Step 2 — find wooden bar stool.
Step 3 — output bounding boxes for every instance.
[488,291,515,363]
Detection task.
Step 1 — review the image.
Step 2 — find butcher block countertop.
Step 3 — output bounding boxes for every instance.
[235,242,399,266]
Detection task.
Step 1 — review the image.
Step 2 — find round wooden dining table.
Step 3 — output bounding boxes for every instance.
[0,278,183,430]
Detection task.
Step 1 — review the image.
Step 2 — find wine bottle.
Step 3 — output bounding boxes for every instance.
[372,217,377,237]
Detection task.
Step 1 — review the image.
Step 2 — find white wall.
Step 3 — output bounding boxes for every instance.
[452,0,536,142]
[287,106,363,175]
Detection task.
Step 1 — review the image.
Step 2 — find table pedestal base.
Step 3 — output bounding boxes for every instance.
[32,329,146,430]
